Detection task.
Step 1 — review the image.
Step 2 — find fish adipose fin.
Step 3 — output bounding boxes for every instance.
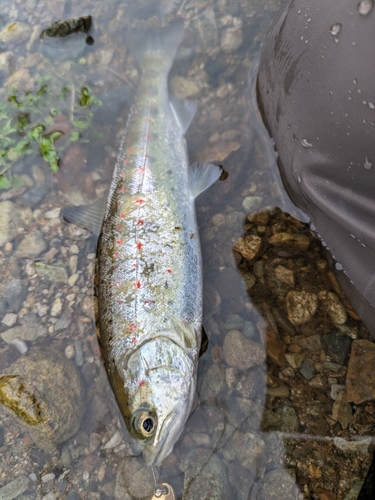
[170,96,197,135]
[62,196,107,236]
[189,162,222,199]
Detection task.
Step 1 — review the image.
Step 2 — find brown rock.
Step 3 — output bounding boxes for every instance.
[332,391,353,428]
[318,290,347,325]
[286,290,319,325]
[346,340,375,404]
[274,265,294,287]
[265,327,286,366]
[316,487,336,500]
[269,232,310,252]
[223,330,266,371]
[233,235,261,261]
[197,141,240,163]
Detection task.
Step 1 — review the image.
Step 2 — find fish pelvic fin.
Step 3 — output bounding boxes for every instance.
[62,195,107,235]
[189,162,222,199]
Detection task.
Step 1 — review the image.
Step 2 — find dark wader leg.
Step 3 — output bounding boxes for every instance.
[257,0,375,337]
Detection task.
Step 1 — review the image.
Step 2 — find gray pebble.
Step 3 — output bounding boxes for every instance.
[299,359,316,380]
[5,279,26,312]
[242,321,255,339]
[0,22,32,43]
[20,185,50,208]
[0,201,23,248]
[0,52,12,79]
[60,445,72,468]
[0,476,30,500]
[224,313,245,330]
[15,230,47,258]
[220,27,243,54]
[0,298,7,316]
[242,195,263,213]
[258,469,301,499]
[34,262,69,283]
[74,339,84,367]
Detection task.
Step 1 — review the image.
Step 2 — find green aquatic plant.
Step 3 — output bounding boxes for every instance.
[0,79,102,189]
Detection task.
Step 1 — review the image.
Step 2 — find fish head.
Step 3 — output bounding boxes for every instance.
[123,333,198,466]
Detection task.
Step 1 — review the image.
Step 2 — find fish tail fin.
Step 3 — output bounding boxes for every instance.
[129,21,184,71]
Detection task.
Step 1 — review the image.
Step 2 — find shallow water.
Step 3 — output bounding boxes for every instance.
[0,1,374,499]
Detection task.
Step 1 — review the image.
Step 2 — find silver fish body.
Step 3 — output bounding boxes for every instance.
[97,25,221,466]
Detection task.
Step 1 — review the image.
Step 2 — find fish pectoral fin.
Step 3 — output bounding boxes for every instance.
[189,162,222,199]
[170,96,197,135]
[62,196,107,235]
[170,315,198,350]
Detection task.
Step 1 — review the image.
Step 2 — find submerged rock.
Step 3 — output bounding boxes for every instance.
[258,469,301,499]
[0,201,23,247]
[0,347,84,452]
[15,230,47,258]
[115,457,157,500]
[182,447,230,499]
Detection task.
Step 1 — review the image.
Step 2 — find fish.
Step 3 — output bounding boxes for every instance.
[64,22,221,466]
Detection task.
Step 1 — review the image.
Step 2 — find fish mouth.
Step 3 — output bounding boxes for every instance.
[142,411,178,466]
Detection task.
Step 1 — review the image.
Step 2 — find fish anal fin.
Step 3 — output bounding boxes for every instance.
[189,162,222,199]
[170,97,197,135]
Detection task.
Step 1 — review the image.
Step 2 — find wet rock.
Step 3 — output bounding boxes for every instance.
[269,232,310,252]
[320,331,352,364]
[258,469,301,499]
[242,272,256,290]
[346,340,375,404]
[265,327,286,367]
[275,265,295,287]
[299,359,316,380]
[342,481,365,500]
[21,313,47,341]
[230,430,265,472]
[194,6,218,52]
[228,462,255,500]
[34,262,69,283]
[200,363,226,401]
[2,313,17,327]
[5,279,27,312]
[224,313,244,330]
[1,326,23,344]
[0,52,13,78]
[0,22,32,43]
[242,320,255,339]
[225,210,245,229]
[277,405,299,432]
[0,298,7,316]
[295,334,322,351]
[182,447,230,500]
[333,436,372,454]
[170,76,199,99]
[233,235,261,261]
[20,185,50,208]
[115,456,157,500]
[197,141,241,163]
[242,195,262,213]
[220,27,243,53]
[0,476,30,500]
[0,201,23,247]
[318,290,347,325]
[285,352,304,369]
[332,391,353,429]
[0,347,84,452]
[286,290,319,325]
[223,330,266,370]
[15,230,47,258]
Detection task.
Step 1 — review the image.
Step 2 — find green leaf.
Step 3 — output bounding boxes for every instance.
[13,140,30,153]
[37,84,48,96]
[29,124,45,141]
[73,120,88,130]
[0,175,12,189]
[70,130,79,142]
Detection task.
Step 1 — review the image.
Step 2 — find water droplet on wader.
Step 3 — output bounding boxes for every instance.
[330,23,342,35]
[364,158,373,170]
[358,0,373,15]
[301,138,313,148]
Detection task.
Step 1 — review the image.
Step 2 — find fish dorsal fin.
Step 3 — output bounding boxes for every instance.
[62,196,108,235]
[189,162,222,199]
[170,315,198,350]
[170,97,198,135]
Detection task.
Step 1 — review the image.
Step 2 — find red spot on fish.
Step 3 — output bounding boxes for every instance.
[116,201,120,206]
[138,167,146,173]
[135,280,142,289]
[137,219,144,226]
[113,251,119,258]
[144,154,149,159]
[146,135,151,141]
[114,282,119,287]
[129,324,137,332]
[123,158,129,163]
[116,224,122,230]
[132,263,138,269]
[120,186,125,193]
[139,379,145,387]
[116,239,122,245]
[120,213,126,218]
[166,269,172,274]
[134,108,138,114]
[136,241,143,250]
[145,90,150,95]
[128,147,134,153]
[120,172,125,177]
[135,198,145,205]
[126,137,131,142]
[119,299,123,304]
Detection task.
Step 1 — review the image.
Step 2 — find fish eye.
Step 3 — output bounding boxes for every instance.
[132,409,157,439]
